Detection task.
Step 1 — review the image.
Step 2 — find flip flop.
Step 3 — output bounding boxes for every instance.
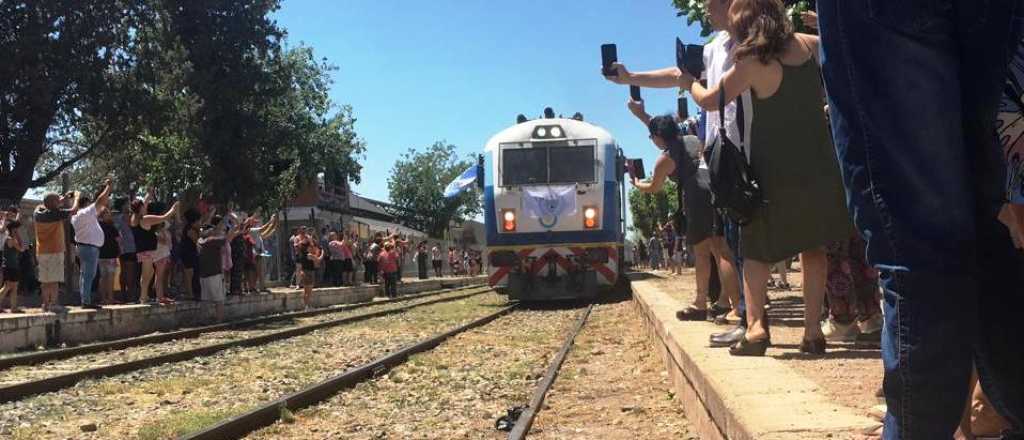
[675,306,708,321]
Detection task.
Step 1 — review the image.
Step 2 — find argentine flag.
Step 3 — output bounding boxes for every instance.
[444,165,479,198]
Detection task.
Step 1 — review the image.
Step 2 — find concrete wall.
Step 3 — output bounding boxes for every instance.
[0,276,486,354]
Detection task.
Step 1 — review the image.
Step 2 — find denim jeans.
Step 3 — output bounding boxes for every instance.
[818,1,1024,438]
[78,245,100,306]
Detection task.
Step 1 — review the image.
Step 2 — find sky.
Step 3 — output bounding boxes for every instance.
[273,0,705,214]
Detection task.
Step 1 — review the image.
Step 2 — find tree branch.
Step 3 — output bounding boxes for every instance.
[28,143,103,188]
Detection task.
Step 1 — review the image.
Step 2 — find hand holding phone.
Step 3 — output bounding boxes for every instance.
[601,44,618,77]
[630,85,642,102]
[676,38,705,78]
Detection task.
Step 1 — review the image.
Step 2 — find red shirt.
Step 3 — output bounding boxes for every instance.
[378,250,399,273]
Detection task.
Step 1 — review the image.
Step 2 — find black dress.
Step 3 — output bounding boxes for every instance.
[668,135,717,245]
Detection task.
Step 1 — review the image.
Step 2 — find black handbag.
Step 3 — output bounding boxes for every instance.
[703,86,763,226]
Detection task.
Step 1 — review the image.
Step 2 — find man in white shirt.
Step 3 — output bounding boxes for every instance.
[70,178,112,309]
[603,0,749,347]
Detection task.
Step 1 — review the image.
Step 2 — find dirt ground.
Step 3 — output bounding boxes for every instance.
[652,268,882,417]
[529,296,695,440]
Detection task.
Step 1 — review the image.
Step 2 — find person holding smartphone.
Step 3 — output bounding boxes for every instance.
[603,0,751,348]
[628,105,740,323]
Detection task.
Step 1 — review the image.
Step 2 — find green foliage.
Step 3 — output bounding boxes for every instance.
[627,180,679,240]
[5,0,365,210]
[387,142,482,238]
[672,0,816,37]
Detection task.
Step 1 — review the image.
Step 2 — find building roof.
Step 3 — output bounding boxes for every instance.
[348,193,390,217]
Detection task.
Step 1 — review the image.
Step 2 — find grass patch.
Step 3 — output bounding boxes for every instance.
[136,408,236,440]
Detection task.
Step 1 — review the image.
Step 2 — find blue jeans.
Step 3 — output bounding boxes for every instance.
[818,1,1024,438]
[78,245,100,306]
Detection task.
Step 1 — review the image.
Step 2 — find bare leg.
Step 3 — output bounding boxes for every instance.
[7,282,18,311]
[709,237,741,311]
[800,248,828,340]
[154,261,168,301]
[140,261,155,303]
[692,240,713,309]
[742,260,771,342]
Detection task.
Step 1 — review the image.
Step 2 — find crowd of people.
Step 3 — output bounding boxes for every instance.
[0,183,482,322]
[608,0,1024,438]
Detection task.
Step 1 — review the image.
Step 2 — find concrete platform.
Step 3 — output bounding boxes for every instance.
[0,276,485,354]
[630,272,876,440]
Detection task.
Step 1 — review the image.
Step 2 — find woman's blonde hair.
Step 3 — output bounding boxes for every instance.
[729,0,793,64]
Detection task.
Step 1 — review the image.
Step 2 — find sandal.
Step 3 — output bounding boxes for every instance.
[729,335,770,356]
[675,306,708,321]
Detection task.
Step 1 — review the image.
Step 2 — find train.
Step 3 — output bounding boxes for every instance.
[482,114,627,301]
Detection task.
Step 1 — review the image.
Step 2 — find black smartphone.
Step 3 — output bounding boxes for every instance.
[628,158,646,180]
[630,85,642,101]
[601,43,618,77]
[676,38,705,77]
[677,97,689,120]
[685,44,705,77]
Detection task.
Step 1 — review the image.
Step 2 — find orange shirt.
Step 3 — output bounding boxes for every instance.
[33,206,71,255]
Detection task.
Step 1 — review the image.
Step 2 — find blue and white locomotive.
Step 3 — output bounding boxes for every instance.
[483,115,626,300]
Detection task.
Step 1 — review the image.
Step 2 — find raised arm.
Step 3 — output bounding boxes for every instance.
[627,99,652,126]
[631,154,676,193]
[141,201,179,229]
[96,178,113,208]
[682,60,756,111]
[604,64,683,89]
[258,214,279,239]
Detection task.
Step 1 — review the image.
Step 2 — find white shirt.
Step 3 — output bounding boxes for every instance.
[71,204,105,248]
[703,31,754,160]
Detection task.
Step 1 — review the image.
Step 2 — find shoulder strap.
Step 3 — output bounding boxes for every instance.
[716,83,747,155]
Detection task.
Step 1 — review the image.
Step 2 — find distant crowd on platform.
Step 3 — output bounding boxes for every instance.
[0,182,481,323]
[610,0,1024,438]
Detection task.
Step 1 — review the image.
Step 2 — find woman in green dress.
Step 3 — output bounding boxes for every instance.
[680,0,851,356]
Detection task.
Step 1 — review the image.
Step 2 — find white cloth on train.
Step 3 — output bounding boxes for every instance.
[522,185,576,219]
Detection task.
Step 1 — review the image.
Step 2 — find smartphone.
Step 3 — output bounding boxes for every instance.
[630,85,642,102]
[676,38,705,77]
[628,158,646,180]
[601,43,618,77]
[677,97,689,120]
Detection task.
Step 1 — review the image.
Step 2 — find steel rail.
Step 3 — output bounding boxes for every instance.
[0,287,492,403]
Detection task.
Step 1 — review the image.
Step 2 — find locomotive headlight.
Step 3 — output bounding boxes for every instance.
[501,209,517,232]
[536,127,548,138]
[583,206,598,229]
[550,126,563,137]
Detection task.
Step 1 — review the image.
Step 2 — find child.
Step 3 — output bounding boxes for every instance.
[378,243,399,298]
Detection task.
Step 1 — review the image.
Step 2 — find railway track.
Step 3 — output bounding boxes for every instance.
[207,303,595,440]
[0,285,491,404]
[0,292,509,439]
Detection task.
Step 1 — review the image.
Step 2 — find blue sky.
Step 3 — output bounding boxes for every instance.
[274,0,704,209]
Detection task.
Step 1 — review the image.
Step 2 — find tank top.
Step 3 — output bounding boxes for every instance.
[3,240,20,270]
[133,224,158,252]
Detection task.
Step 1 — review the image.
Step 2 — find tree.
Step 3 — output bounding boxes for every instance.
[672,0,815,37]
[387,142,482,238]
[628,180,679,240]
[0,0,142,204]
[24,1,365,210]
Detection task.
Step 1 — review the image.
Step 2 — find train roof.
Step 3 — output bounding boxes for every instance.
[484,118,616,152]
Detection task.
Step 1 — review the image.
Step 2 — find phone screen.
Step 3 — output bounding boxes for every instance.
[630,85,642,101]
[678,97,689,120]
[601,44,618,77]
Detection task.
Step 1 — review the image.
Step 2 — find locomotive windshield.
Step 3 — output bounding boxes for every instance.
[502,148,548,185]
[549,145,595,183]
[501,143,595,186]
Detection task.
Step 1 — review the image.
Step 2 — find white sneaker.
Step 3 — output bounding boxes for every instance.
[822,318,860,343]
